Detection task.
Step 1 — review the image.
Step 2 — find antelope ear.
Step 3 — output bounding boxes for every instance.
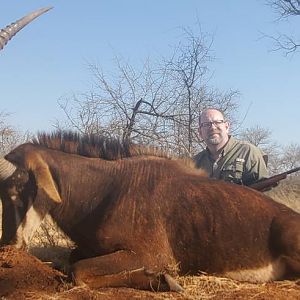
[25,152,61,203]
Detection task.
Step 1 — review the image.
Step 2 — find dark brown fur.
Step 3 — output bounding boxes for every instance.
[1,132,300,291]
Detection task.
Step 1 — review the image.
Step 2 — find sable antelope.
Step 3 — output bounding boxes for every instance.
[1,131,300,291]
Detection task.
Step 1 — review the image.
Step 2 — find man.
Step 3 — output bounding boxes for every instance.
[193,108,268,185]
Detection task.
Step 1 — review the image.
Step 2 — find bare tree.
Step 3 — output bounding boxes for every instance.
[267,0,300,17]
[238,125,281,174]
[266,0,300,54]
[58,26,240,157]
[57,58,182,142]
[239,125,300,175]
[280,143,300,170]
[160,27,240,155]
[238,125,274,148]
[0,111,31,155]
[269,142,300,175]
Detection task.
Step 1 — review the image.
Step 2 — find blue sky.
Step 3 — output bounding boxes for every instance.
[1,1,299,146]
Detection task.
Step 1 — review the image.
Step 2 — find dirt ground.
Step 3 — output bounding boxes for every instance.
[1,246,300,300]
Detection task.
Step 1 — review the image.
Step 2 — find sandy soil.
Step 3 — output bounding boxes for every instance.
[1,246,300,300]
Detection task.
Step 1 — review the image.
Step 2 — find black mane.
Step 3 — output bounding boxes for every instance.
[32,131,170,160]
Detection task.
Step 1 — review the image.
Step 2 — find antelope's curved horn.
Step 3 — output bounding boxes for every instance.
[0,157,17,180]
[0,7,53,51]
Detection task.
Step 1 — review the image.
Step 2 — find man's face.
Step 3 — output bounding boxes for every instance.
[198,109,229,147]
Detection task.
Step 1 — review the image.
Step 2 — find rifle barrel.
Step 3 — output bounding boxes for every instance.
[249,166,300,191]
[286,167,300,175]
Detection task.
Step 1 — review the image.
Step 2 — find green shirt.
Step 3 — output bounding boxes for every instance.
[193,136,268,185]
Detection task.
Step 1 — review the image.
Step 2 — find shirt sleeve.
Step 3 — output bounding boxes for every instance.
[244,146,268,183]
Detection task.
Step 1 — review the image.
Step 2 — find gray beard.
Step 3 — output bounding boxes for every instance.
[207,136,221,145]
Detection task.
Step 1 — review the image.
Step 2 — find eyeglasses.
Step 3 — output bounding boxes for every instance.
[200,120,225,128]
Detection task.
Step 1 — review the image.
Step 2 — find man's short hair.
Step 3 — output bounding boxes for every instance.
[199,108,225,124]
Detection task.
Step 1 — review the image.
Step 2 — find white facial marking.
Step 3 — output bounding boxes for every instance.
[15,205,44,248]
[14,207,24,248]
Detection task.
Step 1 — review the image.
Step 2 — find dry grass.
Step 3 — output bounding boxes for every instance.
[265,177,300,212]
[177,274,300,299]
[179,274,242,299]
[10,275,300,299]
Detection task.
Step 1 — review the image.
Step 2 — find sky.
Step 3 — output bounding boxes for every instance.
[0,1,299,146]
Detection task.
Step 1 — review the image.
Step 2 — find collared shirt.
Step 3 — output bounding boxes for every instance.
[193,136,268,185]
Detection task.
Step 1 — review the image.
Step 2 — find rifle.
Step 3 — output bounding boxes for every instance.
[249,167,300,192]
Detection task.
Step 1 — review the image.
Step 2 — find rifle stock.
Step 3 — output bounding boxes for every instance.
[249,167,300,192]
